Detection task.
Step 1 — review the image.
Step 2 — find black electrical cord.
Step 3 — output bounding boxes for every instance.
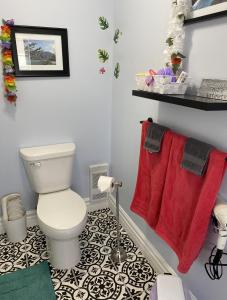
[205,246,227,280]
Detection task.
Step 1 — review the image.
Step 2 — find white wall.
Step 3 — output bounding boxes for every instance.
[112,0,227,299]
[0,0,113,211]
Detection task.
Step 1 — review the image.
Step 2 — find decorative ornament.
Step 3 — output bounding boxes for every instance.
[113,29,122,44]
[0,19,17,104]
[114,62,120,79]
[98,16,109,30]
[164,0,191,74]
[97,18,122,79]
[157,67,177,82]
[145,69,157,86]
[113,28,122,79]
[99,67,106,75]
[98,49,109,63]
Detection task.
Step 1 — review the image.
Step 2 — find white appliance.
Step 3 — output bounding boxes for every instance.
[150,275,197,300]
[214,203,227,251]
[20,143,87,269]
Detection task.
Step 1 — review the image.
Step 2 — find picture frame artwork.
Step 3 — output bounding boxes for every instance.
[187,0,227,22]
[11,25,70,77]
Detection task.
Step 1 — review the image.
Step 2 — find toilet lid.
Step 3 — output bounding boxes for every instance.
[37,189,87,230]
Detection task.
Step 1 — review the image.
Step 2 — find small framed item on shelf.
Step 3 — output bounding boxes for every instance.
[199,79,227,101]
[11,25,70,77]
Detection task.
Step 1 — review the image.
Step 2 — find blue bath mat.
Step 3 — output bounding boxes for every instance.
[0,261,56,300]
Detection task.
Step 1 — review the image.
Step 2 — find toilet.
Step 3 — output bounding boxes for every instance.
[20,143,87,269]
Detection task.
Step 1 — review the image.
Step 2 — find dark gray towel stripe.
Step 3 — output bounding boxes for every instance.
[181,138,214,176]
[144,123,169,153]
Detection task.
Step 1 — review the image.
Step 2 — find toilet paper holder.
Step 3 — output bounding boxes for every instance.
[110,180,127,264]
[112,181,122,189]
[98,176,127,264]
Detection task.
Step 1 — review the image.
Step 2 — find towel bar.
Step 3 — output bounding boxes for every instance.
[139,118,227,161]
[140,117,153,124]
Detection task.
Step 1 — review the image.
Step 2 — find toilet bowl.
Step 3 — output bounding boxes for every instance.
[20,143,87,269]
[37,189,87,269]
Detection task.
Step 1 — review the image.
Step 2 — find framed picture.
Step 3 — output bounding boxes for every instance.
[186,0,227,24]
[11,25,70,77]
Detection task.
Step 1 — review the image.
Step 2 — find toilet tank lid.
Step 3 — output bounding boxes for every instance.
[20,143,76,161]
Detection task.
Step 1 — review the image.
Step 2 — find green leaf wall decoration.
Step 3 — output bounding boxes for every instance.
[114,29,122,44]
[98,49,109,63]
[99,16,109,30]
[114,62,120,79]
[97,18,122,79]
[166,37,173,47]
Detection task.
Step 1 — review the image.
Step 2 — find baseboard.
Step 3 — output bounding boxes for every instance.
[0,198,108,234]
[109,194,176,275]
[25,210,37,227]
[84,197,108,212]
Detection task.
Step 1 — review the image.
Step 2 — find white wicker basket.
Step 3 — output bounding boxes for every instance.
[135,74,153,92]
[153,82,188,95]
[135,74,189,95]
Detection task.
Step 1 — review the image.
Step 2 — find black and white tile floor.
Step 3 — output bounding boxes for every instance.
[0,208,157,299]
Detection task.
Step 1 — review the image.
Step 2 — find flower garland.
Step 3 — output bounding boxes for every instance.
[164,0,191,74]
[0,19,17,104]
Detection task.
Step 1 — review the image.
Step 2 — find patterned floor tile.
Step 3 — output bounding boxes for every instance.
[0,208,157,299]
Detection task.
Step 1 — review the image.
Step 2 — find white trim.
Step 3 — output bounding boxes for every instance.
[109,194,176,275]
[0,197,108,234]
[25,210,37,227]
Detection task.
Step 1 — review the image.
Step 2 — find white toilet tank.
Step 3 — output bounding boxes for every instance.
[20,143,76,194]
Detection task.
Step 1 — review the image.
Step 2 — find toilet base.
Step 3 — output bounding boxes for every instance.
[46,236,81,269]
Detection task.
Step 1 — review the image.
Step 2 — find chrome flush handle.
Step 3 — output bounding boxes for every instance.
[30,162,41,168]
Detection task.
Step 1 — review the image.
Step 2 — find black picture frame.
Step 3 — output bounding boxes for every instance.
[11,25,70,77]
[185,1,227,25]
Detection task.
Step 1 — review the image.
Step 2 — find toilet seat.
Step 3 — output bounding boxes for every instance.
[37,189,87,239]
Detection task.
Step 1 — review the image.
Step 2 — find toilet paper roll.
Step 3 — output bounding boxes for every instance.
[98,176,115,193]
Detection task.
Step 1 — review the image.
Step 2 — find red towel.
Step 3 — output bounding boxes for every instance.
[155,133,227,273]
[130,121,173,228]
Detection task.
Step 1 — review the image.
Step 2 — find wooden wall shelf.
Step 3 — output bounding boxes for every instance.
[132,90,227,111]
